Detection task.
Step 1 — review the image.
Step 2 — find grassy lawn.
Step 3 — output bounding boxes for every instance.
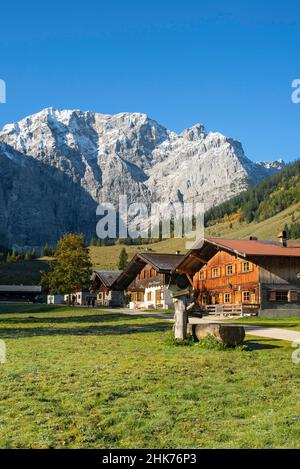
[232,316,300,331]
[0,305,300,449]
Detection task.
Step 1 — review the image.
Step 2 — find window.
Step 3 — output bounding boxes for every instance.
[211,267,219,278]
[226,264,233,276]
[269,290,288,302]
[224,293,231,303]
[147,292,152,301]
[199,270,205,280]
[242,291,250,302]
[276,291,288,302]
[241,261,251,273]
[137,292,144,302]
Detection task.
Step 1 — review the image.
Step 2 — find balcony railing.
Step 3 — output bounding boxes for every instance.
[205,303,259,317]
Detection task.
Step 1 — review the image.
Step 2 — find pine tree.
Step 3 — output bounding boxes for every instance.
[24,252,30,262]
[30,248,36,259]
[118,247,128,270]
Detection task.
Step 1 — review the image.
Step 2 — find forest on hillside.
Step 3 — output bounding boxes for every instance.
[205,160,300,227]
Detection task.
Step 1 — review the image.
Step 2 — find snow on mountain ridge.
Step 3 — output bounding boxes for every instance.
[0,107,283,246]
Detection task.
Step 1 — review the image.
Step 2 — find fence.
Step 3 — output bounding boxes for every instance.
[205,303,259,317]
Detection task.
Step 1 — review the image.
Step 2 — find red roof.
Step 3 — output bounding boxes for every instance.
[203,237,300,257]
[176,237,300,275]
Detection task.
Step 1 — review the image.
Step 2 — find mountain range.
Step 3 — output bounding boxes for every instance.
[0,107,284,248]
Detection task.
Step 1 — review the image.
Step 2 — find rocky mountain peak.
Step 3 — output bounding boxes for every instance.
[181,124,207,142]
[0,107,283,248]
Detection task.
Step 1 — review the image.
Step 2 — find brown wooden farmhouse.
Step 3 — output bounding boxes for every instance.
[91,270,124,307]
[114,252,188,309]
[175,233,300,317]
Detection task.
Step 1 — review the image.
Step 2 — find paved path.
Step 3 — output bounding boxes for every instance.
[103,308,300,343]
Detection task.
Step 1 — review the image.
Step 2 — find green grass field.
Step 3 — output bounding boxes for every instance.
[0,304,300,448]
[232,316,300,331]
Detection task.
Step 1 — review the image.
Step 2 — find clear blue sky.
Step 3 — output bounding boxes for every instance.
[0,0,299,162]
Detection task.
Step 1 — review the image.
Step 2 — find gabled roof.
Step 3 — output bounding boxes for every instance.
[92,270,123,288]
[176,237,300,275]
[114,252,184,290]
[137,253,185,271]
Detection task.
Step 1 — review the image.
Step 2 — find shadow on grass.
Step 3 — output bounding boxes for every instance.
[0,322,171,339]
[0,304,68,315]
[244,338,282,350]
[0,313,140,325]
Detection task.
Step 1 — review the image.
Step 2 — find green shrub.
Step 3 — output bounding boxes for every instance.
[196,334,248,351]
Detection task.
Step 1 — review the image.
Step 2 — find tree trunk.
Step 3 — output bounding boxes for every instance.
[174,299,188,340]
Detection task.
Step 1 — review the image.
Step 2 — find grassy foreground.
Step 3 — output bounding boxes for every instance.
[232,316,300,331]
[0,305,300,449]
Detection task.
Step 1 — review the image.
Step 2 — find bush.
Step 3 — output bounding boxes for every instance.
[196,334,228,350]
[196,334,248,351]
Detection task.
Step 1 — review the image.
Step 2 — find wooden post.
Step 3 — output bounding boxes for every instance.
[174,298,188,340]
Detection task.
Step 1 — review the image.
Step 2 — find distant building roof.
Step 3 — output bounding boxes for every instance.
[114,252,184,290]
[92,270,123,288]
[0,285,42,293]
[176,237,300,275]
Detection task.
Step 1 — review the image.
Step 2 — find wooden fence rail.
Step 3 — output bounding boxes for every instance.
[205,304,259,317]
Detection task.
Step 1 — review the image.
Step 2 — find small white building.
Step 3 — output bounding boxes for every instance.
[63,289,93,305]
[47,294,64,305]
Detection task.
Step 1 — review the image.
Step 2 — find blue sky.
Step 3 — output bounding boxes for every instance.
[0,0,299,162]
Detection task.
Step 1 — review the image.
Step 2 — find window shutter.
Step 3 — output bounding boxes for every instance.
[288,291,298,302]
[269,291,276,301]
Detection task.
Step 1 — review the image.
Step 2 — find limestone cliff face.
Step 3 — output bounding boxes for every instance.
[0,108,282,248]
[0,141,97,248]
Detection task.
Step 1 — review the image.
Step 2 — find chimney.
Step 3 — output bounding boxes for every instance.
[249,236,258,241]
[278,230,288,247]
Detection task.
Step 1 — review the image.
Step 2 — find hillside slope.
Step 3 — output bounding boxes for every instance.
[89,200,300,269]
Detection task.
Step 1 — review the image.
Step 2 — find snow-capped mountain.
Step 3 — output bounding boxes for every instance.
[256,159,285,171]
[0,107,282,247]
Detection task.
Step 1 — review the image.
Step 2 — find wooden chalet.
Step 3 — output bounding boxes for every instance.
[114,252,189,309]
[91,270,124,307]
[175,233,300,317]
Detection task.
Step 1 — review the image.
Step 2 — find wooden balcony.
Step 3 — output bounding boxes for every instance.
[205,303,259,317]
